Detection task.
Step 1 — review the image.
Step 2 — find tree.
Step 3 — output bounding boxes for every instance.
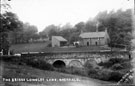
[41,24,59,39]
[0,0,23,54]
[0,12,23,54]
[69,32,80,44]
[75,22,85,32]
[10,23,38,43]
[61,23,73,30]
[84,20,97,32]
[95,9,132,49]
[22,23,38,43]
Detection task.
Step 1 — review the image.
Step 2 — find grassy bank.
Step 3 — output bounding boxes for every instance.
[1,60,113,86]
[9,42,113,54]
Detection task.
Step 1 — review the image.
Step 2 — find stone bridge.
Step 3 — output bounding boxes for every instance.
[21,51,130,68]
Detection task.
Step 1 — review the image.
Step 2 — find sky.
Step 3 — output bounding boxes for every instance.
[5,0,134,32]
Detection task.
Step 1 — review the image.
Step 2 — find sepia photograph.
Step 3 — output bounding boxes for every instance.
[0,0,135,86]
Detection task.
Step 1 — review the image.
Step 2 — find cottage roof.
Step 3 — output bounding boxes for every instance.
[53,36,67,41]
[79,32,106,38]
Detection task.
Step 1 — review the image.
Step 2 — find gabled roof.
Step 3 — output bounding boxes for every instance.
[79,32,106,38]
[53,36,67,41]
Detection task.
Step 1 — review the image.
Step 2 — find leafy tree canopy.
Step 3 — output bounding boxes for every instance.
[0,12,23,54]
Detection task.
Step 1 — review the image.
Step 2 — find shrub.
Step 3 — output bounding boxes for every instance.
[97,69,112,81]
[111,63,124,70]
[88,68,97,75]
[87,67,124,82]
[37,60,54,70]
[87,68,99,78]
[22,57,54,71]
[109,58,125,63]
[98,58,129,68]
[121,62,132,69]
[84,62,94,69]
[98,61,113,68]
[57,67,88,76]
[108,71,124,81]
[72,68,87,76]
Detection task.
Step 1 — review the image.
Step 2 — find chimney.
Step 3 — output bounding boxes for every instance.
[105,28,107,33]
[96,22,99,32]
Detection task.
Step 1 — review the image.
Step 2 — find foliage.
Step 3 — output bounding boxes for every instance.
[7,9,132,50]
[22,57,54,71]
[111,63,123,70]
[108,71,124,81]
[95,9,132,49]
[37,9,132,49]
[1,55,131,82]
[98,58,130,68]
[84,20,97,32]
[84,57,131,82]
[41,24,60,39]
[75,22,85,32]
[55,67,88,76]
[71,67,87,76]
[97,69,112,81]
[10,23,38,44]
[0,12,23,54]
[84,61,94,69]
[86,65,124,82]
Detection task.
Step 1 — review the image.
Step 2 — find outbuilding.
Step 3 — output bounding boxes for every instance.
[52,36,67,47]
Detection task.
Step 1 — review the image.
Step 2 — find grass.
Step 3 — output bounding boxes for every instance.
[1,61,113,86]
[9,42,111,54]
[9,42,50,53]
[1,61,79,86]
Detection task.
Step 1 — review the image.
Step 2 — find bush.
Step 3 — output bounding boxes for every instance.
[72,68,87,76]
[109,58,125,63]
[111,63,123,70]
[57,67,88,76]
[108,71,124,81]
[97,69,112,81]
[87,68,99,78]
[87,67,124,82]
[88,68,97,75]
[98,61,111,68]
[84,62,94,69]
[98,58,129,68]
[22,57,54,71]
[37,60,54,70]
[121,62,132,69]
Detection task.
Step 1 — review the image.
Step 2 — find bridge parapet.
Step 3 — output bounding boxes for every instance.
[42,52,129,60]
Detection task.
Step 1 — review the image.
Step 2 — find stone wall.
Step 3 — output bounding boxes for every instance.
[21,51,130,67]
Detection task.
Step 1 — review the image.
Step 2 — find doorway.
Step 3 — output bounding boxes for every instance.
[95,42,97,46]
[87,42,89,46]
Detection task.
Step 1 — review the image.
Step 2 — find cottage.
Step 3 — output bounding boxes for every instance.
[52,36,67,47]
[79,28,110,46]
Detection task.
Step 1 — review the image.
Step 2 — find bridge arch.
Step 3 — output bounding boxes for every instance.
[53,60,66,68]
[68,60,83,67]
